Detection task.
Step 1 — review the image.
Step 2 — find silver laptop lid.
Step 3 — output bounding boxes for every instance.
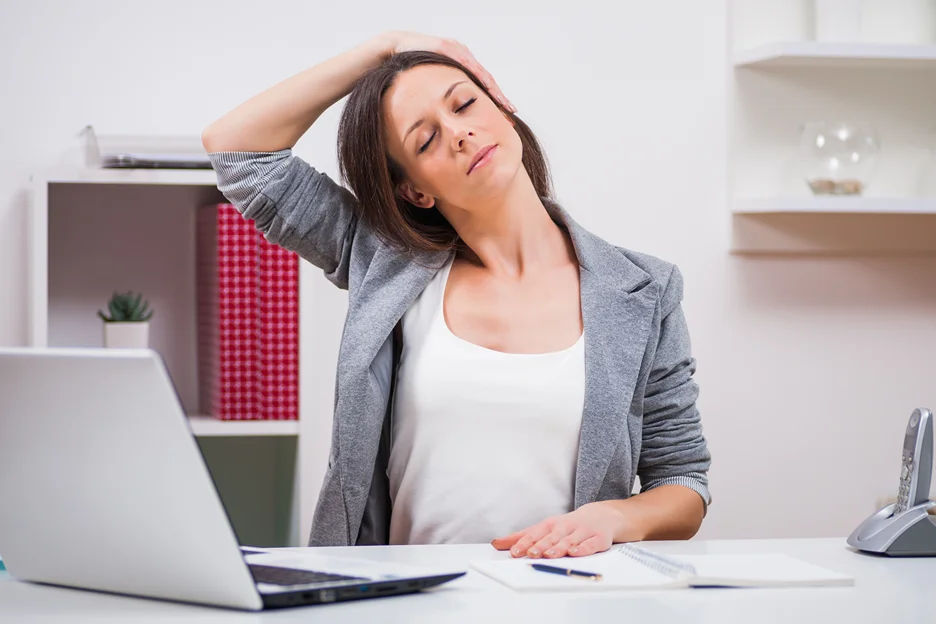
[0,347,263,610]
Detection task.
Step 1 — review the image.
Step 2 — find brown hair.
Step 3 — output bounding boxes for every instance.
[337,50,554,256]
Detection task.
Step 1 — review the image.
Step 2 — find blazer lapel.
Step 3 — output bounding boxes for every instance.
[337,241,451,531]
[348,242,451,369]
[543,200,660,508]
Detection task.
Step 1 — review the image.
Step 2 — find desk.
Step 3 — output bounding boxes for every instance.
[1,538,933,623]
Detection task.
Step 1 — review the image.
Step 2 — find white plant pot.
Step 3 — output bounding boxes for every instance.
[103,321,150,349]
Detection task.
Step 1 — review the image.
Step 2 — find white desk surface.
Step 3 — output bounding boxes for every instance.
[1,537,934,623]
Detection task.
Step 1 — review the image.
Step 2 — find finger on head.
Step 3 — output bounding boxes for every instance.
[488,84,513,112]
[482,73,499,94]
[475,67,492,89]
[457,46,475,66]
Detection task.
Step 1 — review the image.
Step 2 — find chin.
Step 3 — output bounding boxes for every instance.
[479,146,521,181]
[467,165,520,204]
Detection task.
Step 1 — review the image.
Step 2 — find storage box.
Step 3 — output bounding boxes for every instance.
[258,236,299,420]
[197,203,298,421]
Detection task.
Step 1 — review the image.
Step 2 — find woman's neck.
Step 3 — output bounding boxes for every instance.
[440,175,574,279]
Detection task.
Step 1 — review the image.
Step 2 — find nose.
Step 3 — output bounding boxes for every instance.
[450,125,474,151]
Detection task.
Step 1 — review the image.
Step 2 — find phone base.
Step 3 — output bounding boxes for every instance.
[847,501,936,556]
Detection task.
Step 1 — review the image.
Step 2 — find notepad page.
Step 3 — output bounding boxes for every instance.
[469,553,686,592]
[675,554,854,588]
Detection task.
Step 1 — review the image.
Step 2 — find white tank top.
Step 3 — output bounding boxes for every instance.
[387,255,586,545]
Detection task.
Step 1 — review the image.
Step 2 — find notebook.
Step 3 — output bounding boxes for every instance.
[469,544,854,591]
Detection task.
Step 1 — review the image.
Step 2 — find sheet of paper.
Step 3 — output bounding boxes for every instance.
[676,554,854,587]
[469,552,685,592]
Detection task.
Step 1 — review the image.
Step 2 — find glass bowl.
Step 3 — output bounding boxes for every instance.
[799,121,879,195]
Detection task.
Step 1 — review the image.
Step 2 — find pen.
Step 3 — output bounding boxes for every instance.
[529,563,603,581]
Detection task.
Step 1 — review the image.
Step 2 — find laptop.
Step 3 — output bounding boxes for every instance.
[0,347,464,610]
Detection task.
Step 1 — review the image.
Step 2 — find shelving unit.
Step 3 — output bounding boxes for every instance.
[734,41,936,69]
[29,165,305,546]
[188,414,299,437]
[732,197,936,215]
[44,167,219,186]
[728,4,936,254]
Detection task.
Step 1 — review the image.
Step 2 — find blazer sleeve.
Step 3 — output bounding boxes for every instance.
[637,264,712,511]
[206,149,361,290]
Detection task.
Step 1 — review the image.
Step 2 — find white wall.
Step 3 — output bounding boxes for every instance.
[2,0,935,542]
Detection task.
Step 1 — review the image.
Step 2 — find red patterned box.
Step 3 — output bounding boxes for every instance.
[258,239,299,421]
[197,204,298,421]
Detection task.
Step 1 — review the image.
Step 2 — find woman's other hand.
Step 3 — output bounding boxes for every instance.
[491,503,639,558]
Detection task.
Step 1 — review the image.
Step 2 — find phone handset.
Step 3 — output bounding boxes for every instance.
[895,408,933,514]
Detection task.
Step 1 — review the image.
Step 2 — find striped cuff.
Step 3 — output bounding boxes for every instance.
[206,149,293,210]
[640,474,711,515]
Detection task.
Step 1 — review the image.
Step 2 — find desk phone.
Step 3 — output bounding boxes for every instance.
[847,408,936,556]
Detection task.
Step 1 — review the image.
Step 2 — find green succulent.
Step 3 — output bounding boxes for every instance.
[97,291,154,323]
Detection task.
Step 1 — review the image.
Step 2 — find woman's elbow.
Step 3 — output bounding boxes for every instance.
[201,124,221,153]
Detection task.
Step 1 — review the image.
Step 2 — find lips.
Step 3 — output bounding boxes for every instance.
[468,145,497,174]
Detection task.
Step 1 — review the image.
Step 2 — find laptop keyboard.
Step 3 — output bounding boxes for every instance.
[248,564,366,587]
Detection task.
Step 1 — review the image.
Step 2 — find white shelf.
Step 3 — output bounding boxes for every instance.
[187,414,299,437]
[732,197,936,215]
[734,42,936,69]
[41,167,218,186]
[31,158,307,546]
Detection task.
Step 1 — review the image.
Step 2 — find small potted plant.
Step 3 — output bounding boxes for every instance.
[97,291,154,349]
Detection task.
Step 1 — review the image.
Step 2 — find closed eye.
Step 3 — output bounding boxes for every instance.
[418,98,477,154]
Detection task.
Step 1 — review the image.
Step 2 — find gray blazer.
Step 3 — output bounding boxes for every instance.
[208,149,712,547]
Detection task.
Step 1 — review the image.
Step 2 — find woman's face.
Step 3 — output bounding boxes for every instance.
[382,63,522,211]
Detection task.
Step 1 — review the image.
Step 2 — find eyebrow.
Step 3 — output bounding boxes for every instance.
[403,80,468,145]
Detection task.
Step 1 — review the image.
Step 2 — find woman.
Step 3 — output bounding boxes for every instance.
[202,30,711,559]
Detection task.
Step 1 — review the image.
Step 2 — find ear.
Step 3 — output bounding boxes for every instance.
[397,181,436,209]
